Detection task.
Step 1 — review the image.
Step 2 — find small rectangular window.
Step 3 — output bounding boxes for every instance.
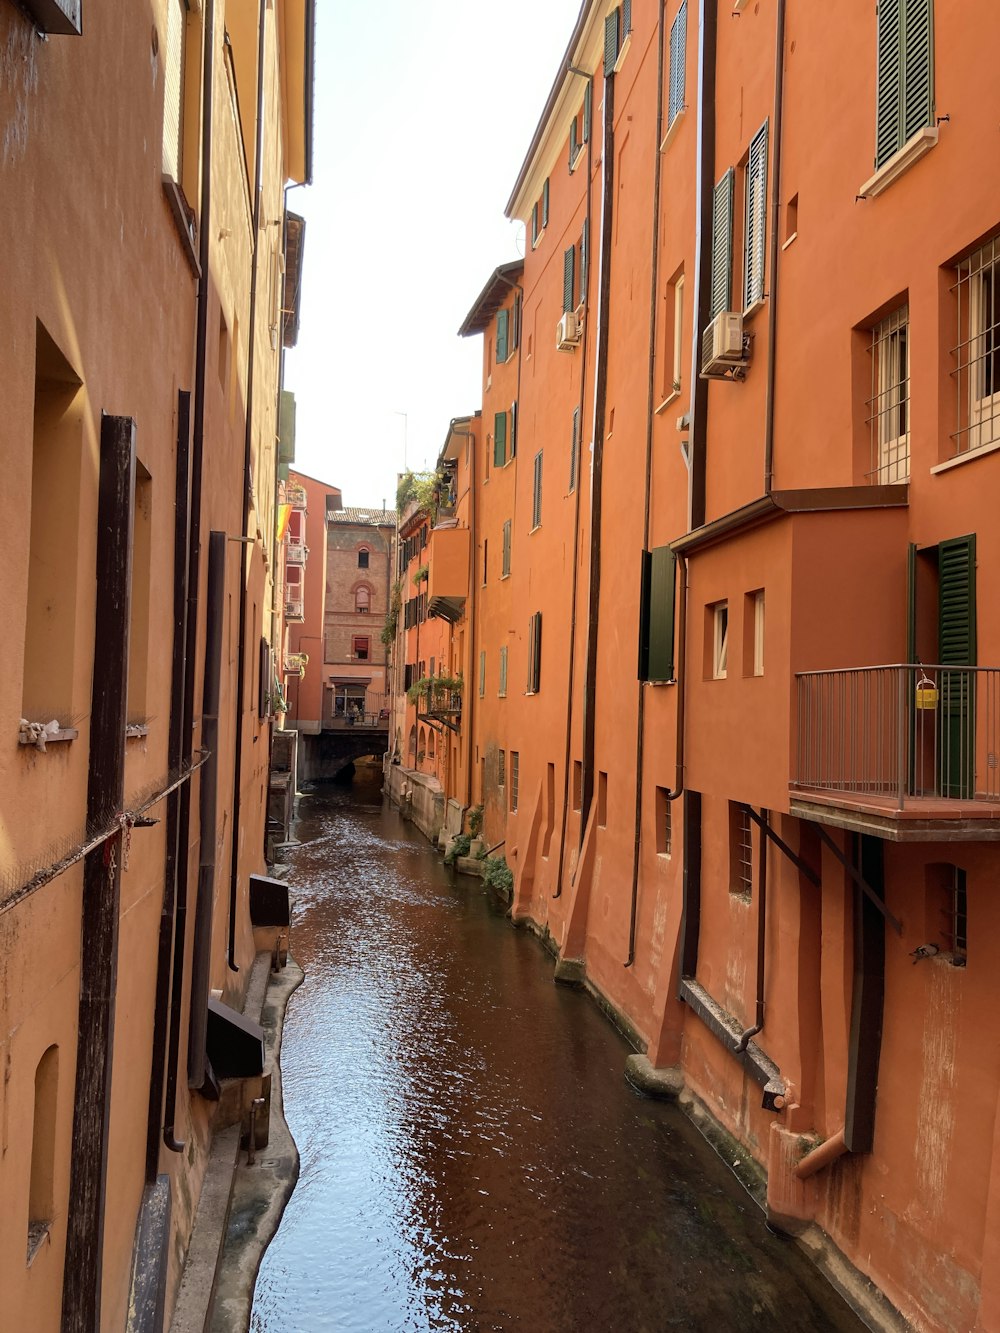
[358,548,369,568]
[526,612,542,694]
[598,771,608,827]
[532,451,543,529]
[498,748,506,788]
[499,645,508,698]
[655,787,673,856]
[729,802,753,897]
[479,649,486,697]
[867,305,910,482]
[753,590,765,676]
[572,760,583,811]
[511,752,520,812]
[353,635,370,661]
[712,602,729,679]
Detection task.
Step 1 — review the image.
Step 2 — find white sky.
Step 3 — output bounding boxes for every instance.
[283,0,582,507]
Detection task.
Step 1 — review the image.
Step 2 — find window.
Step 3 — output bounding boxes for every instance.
[27,1045,59,1263]
[527,612,542,694]
[479,650,486,697]
[355,586,371,614]
[358,547,370,568]
[598,771,608,826]
[494,410,507,467]
[639,547,677,682]
[353,636,370,661]
[667,2,688,131]
[875,0,934,170]
[568,97,586,172]
[128,462,152,723]
[925,863,968,966]
[656,787,673,856]
[569,408,580,492]
[510,400,518,458]
[532,451,543,529]
[747,589,765,677]
[511,752,520,811]
[498,749,506,787]
[743,121,769,312]
[162,0,186,180]
[502,520,512,577]
[563,245,576,314]
[511,292,522,355]
[604,1,631,76]
[709,168,735,320]
[499,645,508,697]
[729,803,753,897]
[580,219,589,306]
[497,308,510,364]
[531,178,550,248]
[712,602,729,679]
[661,271,685,400]
[867,306,910,481]
[482,539,488,586]
[572,760,583,811]
[953,237,1000,455]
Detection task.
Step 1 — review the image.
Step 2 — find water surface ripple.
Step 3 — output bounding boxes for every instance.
[251,773,863,1333]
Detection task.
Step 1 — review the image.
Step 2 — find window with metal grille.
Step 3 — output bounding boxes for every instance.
[499,645,508,698]
[656,787,672,856]
[498,749,506,788]
[667,2,687,130]
[926,862,968,966]
[952,237,1000,456]
[729,803,753,897]
[532,451,543,529]
[511,752,520,812]
[743,121,769,311]
[867,306,910,482]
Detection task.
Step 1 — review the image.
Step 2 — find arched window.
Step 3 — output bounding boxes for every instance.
[427,730,436,758]
[408,725,417,757]
[418,727,427,763]
[358,547,370,569]
[28,1045,59,1259]
[355,586,370,614]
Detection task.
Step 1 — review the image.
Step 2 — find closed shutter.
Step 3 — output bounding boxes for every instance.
[569,406,580,492]
[622,0,631,37]
[638,552,652,679]
[710,168,735,318]
[497,309,509,364]
[569,117,578,170]
[875,0,903,167]
[499,645,508,696]
[479,651,486,697]
[532,203,539,245]
[542,177,550,229]
[563,245,576,313]
[580,219,589,303]
[743,121,768,311]
[583,80,592,143]
[938,534,976,798]
[528,612,542,693]
[902,0,933,143]
[162,0,185,179]
[604,9,619,77]
[510,400,518,458]
[532,451,543,528]
[648,546,677,681]
[494,411,507,467]
[511,291,522,352]
[668,2,687,126]
[502,519,511,577]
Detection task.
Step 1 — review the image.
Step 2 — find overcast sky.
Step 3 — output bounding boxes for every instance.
[283,0,582,507]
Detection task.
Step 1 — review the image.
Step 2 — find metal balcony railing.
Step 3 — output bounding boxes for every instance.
[327,690,389,729]
[795,665,1000,808]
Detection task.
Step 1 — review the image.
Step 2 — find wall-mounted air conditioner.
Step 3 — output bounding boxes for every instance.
[556,311,582,351]
[700,311,749,377]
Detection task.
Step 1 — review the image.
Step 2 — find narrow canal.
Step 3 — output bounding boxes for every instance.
[251,771,864,1332]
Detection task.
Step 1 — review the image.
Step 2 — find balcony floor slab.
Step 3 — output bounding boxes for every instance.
[790,788,1000,842]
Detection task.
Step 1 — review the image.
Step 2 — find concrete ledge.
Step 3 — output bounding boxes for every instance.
[624,1054,683,1100]
[553,958,586,984]
[454,855,484,877]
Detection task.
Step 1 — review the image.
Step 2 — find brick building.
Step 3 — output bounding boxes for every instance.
[324,507,397,724]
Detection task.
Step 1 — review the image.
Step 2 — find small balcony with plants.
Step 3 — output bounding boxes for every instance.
[407,673,463,733]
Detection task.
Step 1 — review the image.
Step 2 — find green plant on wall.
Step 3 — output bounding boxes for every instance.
[412,564,429,588]
[444,833,472,865]
[482,855,514,896]
[467,804,484,838]
[406,673,464,704]
[396,470,446,522]
[381,579,402,648]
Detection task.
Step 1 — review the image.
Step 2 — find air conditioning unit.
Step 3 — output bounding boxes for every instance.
[556,310,582,350]
[701,311,748,376]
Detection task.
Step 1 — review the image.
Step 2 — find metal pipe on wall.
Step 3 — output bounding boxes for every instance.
[763,0,787,495]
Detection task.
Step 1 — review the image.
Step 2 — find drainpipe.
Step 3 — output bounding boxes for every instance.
[145,391,190,1178]
[188,530,225,1089]
[163,0,216,1154]
[737,807,768,1049]
[228,0,269,973]
[794,1127,848,1180]
[554,62,594,899]
[580,58,616,843]
[625,0,668,966]
[763,0,786,494]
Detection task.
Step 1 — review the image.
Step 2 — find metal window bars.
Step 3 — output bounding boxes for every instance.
[866,306,910,483]
[732,804,753,896]
[795,665,1000,808]
[952,236,1000,456]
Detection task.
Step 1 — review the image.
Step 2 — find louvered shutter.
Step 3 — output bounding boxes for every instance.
[583,81,592,143]
[510,400,518,458]
[497,309,509,364]
[669,2,687,126]
[511,292,522,352]
[743,121,768,311]
[563,245,576,313]
[479,651,486,697]
[533,451,543,528]
[580,219,589,303]
[532,203,539,245]
[499,647,508,697]
[875,0,903,167]
[162,0,185,179]
[604,9,619,77]
[938,534,976,797]
[528,613,543,693]
[710,168,735,318]
[570,406,580,492]
[494,411,507,467]
[569,117,578,170]
[502,520,511,577]
[542,178,550,228]
[902,0,933,142]
[648,546,677,681]
[623,0,631,36]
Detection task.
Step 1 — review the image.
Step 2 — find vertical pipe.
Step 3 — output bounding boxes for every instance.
[61,415,136,1332]
[762,0,787,493]
[228,0,269,972]
[188,531,226,1089]
[738,807,768,1048]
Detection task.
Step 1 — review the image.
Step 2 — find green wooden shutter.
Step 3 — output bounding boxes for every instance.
[580,218,589,303]
[542,177,550,228]
[743,121,768,310]
[902,0,933,142]
[875,0,903,167]
[502,519,511,577]
[569,116,578,170]
[938,534,976,798]
[479,650,486,697]
[511,291,522,352]
[531,202,539,245]
[496,309,509,364]
[638,552,652,679]
[570,406,580,492]
[604,9,619,76]
[669,2,687,126]
[532,451,543,527]
[583,80,592,142]
[494,410,507,467]
[648,546,677,681]
[710,168,735,318]
[622,0,631,36]
[510,399,518,458]
[563,245,576,312]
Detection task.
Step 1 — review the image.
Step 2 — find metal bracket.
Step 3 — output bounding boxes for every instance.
[739,803,820,886]
[816,826,903,935]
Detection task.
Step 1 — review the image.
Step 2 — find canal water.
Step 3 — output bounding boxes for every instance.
[251,770,864,1333]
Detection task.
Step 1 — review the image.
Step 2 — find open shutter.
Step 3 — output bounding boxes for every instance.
[604,9,619,77]
[531,202,539,246]
[502,520,511,577]
[570,406,580,492]
[510,400,518,458]
[647,546,677,681]
[162,0,185,178]
[528,613,543,693]
[569,117,578,170]
[563,245,576,313]
[496,309,509,364]
[583,80,592,143]
[622,0,631,37]
[580,219,589,303]
[638,552,652,679]
[875,0,903,167]
[511,291,522,352]
[902,0,933,143]
[532,451,543,527]
[743,122,768,311]
[542,177,550,229]
[494,411,507,467]
[710,168,735,318]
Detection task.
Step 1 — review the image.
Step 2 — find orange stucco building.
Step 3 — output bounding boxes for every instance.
[0,1,313,1327]
[389,1,1000,1327]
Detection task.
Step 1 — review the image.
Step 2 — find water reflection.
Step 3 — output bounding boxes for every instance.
[251,770,862,1332]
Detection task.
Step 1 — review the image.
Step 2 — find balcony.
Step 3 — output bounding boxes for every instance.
[426,527,470,622]
[327,690,389,730]
[285,598,304,622]
[409,676,463,732]
[286,541,306,565]
[793,665,1000,839]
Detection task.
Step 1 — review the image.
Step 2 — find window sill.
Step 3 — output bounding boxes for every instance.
[858,126,938,200]
[126,723,150,740]
[659,108,686,153]
[781,231,798,252]
[655,389,681,415]
[614,32,631,73]
[529,524,541,535]
[569,147,585,174]
[531,227,546,250]
[743,296,766,324]
[18,724,78,750]
[162,176,201,277]
[931,438,1000,475]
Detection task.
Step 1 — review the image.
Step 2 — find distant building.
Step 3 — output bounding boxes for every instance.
[325,506,397,726]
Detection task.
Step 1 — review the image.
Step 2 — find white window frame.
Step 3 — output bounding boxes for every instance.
[969,254,1000,452]
[752,590,765,677]
[713,602,729,680]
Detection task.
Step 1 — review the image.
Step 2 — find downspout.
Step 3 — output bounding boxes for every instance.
[163,0,216,1153]
[580,58,616,843]
[145,391,190,1178]
[554,62,594,898]
[737,807,768,1049]
[625,0,667,966]
[228,0,269,972]
[188,530,225,1089]
[763,0,787,494]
